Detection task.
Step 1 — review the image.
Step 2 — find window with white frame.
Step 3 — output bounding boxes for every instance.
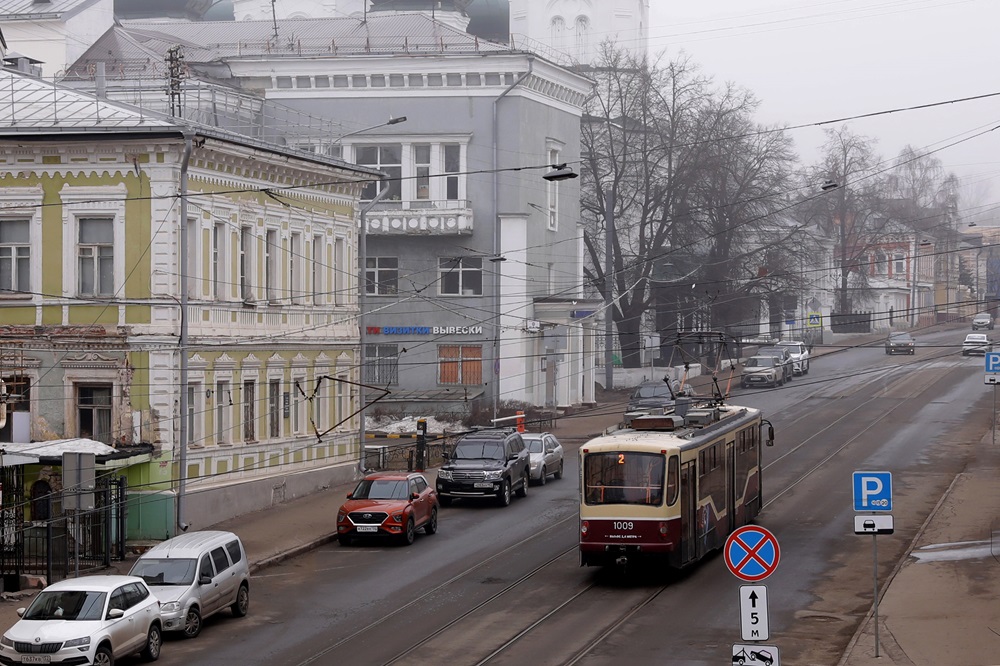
[356,144,402,201]
[894,252,905,275]
[212,223,226,300]
[547,148,560,231]
[268,379,281,439]
[336,375,346,428]
[187,383,203,447]
[77,384,113,444]
[0,219,30,295]
[242,380,256,442]
[239,227,253,301]
[334,237,346,306]
[365,257,398,295]
[444,144,461,200]
[311,381,323,432]
[215,380,231,445]
[292,377,305,435]
[365,344,399,385]
[265,229,279,302]
[415,145,431,200]
[875,251,888,275]
[186,216,199,298]
[439,257,482,295]
[290,232,302,302]
[312,234,324,305]
[78,217,114,297]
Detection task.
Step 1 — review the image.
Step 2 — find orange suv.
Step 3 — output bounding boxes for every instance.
[337,472,439,546]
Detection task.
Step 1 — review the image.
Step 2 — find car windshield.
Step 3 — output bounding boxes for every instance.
[889,333,912,341]
[525,438,544,453]
[745,357,775,368]
[23,590,107,621]
[633,385,672,398]
[966,335,988,343]
[352,479,410,500]
[452,441,505,460]
[131,558,197,586]
[778,343,803,353]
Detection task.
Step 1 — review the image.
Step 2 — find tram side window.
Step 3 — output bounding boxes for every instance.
[583,452,665,506]
[698,443,720,476]
[666,455,679,506]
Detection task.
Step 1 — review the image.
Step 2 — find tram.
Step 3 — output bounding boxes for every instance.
[579,400,773,568]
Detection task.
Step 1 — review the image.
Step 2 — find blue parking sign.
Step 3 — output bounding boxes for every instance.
[853,471,892,512]
[986,352,1000,373]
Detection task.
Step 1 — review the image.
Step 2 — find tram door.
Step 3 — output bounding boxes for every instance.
[727,440,736,533]
[679,461,697,565]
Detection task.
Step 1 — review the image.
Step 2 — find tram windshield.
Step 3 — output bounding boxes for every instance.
[583,452,665,506]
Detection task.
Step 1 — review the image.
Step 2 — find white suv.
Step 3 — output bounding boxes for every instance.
[0,575,163,665]
[777,340,810,375]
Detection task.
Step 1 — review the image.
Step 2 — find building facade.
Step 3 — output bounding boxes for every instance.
[509,0,649,64]
[0,67,375,537]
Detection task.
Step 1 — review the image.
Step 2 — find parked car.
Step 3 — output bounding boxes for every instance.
[436,429,530,507]
[755,346,793,383]
[885,332,916,355]
[777,340,810,375]
[129,530,250,639]
[337,472,439,546]
[0,575,162,665]
[521,432,564,485]
[625,380,680,413]
[972,312,994,330]
[741,355,783,388]
[963,333,993,356]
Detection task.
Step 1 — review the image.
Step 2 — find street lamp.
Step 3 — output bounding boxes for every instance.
[334,116,407,144]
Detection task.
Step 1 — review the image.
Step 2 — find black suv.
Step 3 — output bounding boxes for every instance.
[436,429,530,507]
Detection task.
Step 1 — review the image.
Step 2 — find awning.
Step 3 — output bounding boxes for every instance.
[0,439,120,466]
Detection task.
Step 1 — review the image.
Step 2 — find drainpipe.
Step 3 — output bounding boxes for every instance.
[492,58,534,421]
[177,131,194,535]
[357,184,389,473]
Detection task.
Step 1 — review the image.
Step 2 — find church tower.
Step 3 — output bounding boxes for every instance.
[230,0,366,21]
[508,0,648,65]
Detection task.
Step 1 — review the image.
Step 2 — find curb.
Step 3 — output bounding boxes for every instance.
[248,533,338,575]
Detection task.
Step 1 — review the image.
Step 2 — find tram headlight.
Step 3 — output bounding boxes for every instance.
[580,521,589,535]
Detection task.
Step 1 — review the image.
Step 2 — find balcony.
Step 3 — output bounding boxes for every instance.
[364,199,473,236]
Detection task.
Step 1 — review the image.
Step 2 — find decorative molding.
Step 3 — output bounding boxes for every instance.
[62,352,122,369]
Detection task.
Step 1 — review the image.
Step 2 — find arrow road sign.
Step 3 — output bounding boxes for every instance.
[739,585,769,641]
[725,525,780,582]
[853,471,892,512]
[733,644,780,666]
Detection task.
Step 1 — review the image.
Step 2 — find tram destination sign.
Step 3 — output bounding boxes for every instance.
[724,526,780,582]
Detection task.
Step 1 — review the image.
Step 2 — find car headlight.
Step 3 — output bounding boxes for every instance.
[437,470,452,481]
[337,512,346,522]
[0,635,12,647]
[160,601,181,613]
[63,636,91,648]
[483,470,503,480]
[391,512,403,523]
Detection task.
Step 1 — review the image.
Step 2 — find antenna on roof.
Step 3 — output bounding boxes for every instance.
[270,0,279,42]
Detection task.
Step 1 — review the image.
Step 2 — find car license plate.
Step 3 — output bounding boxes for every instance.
[474,482,494,488]
[356,525,378,533]
[21,657,51,665]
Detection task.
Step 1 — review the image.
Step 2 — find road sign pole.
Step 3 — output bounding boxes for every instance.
[993,383,996,446]
[872,533,879,658]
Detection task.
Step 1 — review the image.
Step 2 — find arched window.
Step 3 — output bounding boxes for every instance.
[550,16,566,52]
[575,15,591,61]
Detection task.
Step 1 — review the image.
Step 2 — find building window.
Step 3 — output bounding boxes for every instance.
[438,345,483,385]
[547,148,560,231]
[243,380,256,442]
[444,144,461,200]
[216,380,231,445]
[77,384,112,444]
[575,16,591,60]
[0,219,30,295]
[550,16,566,52]
[365,257,398,295]
[292,378,304,434]
[269,380,281,439]
[78,217,114,297]
[334,237,346,306]
[415,145,431,200]
[239,226,253,301]
[265,229,279,302]
[875,251,888,275]
[0,375,30,443]
[356,145,402,201]
[290,232,302,302]
[439,257,483,296]
[365,344,399,385]
[336,376,346,428]
[894,252,905,276]
[187,383,202,447]
[312,382,323,432]
[312,234,324,305]
[212,223,225,299]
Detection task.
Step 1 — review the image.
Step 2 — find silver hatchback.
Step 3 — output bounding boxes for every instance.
[522,433,564,485]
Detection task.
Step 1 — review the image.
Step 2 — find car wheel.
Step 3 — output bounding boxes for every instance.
[338,534,352,546]
[182,606,202,639]
[401,517,416,545]
[497,480,512,507]
[538,466,546,486]
[424,507,438,535]
[554,461,564,480]
[516,470,529,498]
[141,623,162,661]
[93,645,114,666]
[439,496,453,507]
[231,583,249,618]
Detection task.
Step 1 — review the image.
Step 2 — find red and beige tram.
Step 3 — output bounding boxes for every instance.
[579,402,773,568]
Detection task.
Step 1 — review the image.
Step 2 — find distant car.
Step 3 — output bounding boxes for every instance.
[337,472,439,546]
[625,380,680,413]
[755,346,793,383]
[777,340,810,375]
[972,313,994,330]
[962,333,993,356]
[521,432,564,485]
[741,355,783,388]
[885,332,915,355]
[0,575,163,666]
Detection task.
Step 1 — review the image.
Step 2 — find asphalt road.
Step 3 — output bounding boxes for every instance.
[150,327,989,666]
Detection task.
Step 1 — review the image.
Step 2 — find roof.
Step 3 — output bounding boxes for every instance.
[2,438,119,459]
[43,575,144,591]
[0,0,100,19]
[141,530,240,558]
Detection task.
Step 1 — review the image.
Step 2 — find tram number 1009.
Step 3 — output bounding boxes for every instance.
[612,521,634,530]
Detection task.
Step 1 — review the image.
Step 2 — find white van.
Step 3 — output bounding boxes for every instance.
[129,530,250,638]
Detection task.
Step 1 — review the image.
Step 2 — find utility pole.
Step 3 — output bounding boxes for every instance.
[604,187,615,393]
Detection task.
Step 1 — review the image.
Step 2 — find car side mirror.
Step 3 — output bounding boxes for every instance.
[107,608,125,619]
[199,575,212,585]
[346,493,353,499]
[442,452,450,461]
[15,608,24,617]
[410,492,420,501]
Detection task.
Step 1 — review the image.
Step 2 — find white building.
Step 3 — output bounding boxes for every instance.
[0,0,114,77]
[509,0,649,64]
